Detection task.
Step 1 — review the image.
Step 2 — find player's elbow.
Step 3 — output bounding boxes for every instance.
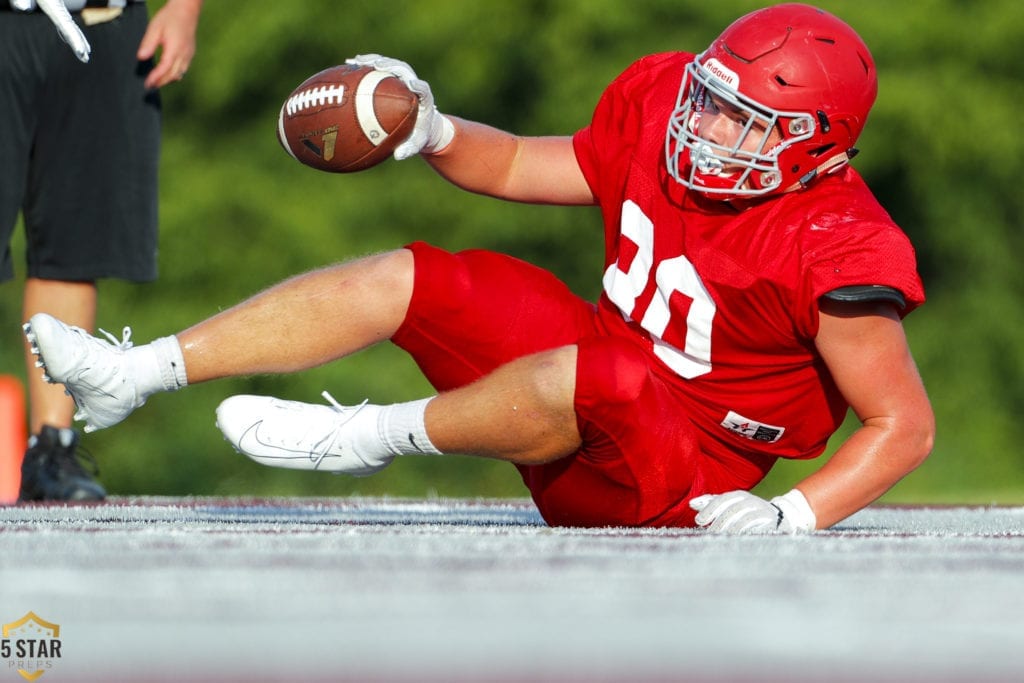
[865,400,934,477]
[900,403,936,473]
[916,413,936,470]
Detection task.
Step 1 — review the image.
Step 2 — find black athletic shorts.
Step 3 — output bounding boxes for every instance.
[0,3,160,283]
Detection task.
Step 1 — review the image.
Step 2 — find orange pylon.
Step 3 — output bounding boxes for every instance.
[0,375,27,504]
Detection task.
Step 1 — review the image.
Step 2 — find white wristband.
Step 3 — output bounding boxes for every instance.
[770,489,817,533]
[423,112,455,155]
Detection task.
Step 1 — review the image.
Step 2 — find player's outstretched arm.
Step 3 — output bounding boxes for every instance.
[344,54,593,206]
[797,299,935,529]
[424,118,595,206]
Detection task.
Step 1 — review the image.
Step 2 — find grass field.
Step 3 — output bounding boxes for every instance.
[1,497,1023,682]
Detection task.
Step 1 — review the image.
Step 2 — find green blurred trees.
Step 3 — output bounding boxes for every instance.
[1,0,1022,503]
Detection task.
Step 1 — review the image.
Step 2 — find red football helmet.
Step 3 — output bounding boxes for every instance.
[665,3,877,199]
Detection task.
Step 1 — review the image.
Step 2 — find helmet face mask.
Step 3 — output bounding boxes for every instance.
[666,58,818,198]
[665,4,877,201]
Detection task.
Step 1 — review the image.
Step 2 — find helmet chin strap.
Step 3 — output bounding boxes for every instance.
[784,152,851,192]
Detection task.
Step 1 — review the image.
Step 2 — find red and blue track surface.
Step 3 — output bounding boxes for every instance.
[2,497,1022,682]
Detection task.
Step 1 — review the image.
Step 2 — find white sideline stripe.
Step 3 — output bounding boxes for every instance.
[355,70,393,146]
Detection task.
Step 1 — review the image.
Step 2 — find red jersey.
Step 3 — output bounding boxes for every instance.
[573,52,925,467]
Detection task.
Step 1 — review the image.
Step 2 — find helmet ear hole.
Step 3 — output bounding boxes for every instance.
[788,117,813,136]
[759,170,781,189]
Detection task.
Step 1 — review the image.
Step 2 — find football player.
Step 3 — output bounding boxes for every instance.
[24,3,933,533]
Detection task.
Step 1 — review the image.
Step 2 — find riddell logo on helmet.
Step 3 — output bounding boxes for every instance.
[703,58,739,89]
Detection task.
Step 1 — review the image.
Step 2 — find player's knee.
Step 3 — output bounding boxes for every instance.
[576,337,651,406]
[520,346,578,413]
[373,248,416,282]
[340,249,415,320]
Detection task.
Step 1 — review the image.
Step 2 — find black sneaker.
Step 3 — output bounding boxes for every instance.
[19,426,107,502]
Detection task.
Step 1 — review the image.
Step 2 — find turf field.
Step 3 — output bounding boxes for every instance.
[1,498,1022,682]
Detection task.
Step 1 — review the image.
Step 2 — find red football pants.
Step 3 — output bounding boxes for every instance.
[392,242,704,527]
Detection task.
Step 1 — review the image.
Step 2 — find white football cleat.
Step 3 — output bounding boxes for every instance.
[216,392,394,477]
[23,313,144,433]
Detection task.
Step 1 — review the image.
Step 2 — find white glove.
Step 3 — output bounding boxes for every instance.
[36,0,91,63]
[345,54,455,160]
[689,489,817,535]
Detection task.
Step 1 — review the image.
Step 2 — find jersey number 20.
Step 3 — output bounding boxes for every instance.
[602,200,716,379]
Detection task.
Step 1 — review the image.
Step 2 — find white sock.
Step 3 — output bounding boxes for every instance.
[127,335,188,400]
[377,397,442,456]
[152,336,188,390]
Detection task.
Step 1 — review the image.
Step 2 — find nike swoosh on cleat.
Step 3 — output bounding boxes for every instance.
[235,421,345,470]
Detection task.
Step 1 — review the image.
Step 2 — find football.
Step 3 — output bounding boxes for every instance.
[276,64,419,173]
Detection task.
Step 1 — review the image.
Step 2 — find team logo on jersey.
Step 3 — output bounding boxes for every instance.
[720,410,784,443]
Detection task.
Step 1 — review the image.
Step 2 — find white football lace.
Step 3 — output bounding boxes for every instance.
[63,326,133,430]
[97,326,134,351]
[310,391,370,470]
[39,325,133,383]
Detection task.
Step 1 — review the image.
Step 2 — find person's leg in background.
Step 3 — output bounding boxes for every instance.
[18,280,105,501]
[15,4,160,501]
[0,9,108,502]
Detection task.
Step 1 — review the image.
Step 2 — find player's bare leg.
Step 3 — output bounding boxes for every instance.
[425,345,582,465]
[215,344,581,474]
[24,250,414,433]
[178,249,414,381]
[25,248,584,473]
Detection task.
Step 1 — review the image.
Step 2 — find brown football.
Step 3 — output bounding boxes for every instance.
[276,64,419,173]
